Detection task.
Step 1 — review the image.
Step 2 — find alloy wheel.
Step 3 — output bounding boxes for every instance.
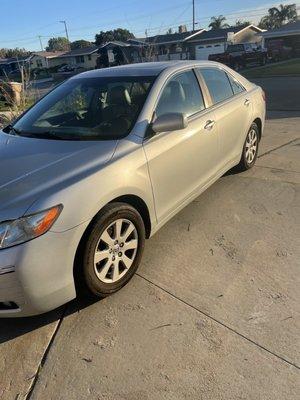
[94,218,138,283]
[245,128,258,164]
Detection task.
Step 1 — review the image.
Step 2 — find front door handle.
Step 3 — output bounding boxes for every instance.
[244,99,251,106]
[204,120,215,131]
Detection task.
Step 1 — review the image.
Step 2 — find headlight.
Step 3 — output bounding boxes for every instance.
[0,205,63,250]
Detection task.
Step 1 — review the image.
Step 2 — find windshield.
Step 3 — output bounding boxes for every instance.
[11,76,155,140]
[227,44,244,53]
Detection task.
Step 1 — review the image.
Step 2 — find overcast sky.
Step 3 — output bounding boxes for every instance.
[1,0,299,50]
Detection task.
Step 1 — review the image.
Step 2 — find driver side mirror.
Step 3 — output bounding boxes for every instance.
[151,112,188,134]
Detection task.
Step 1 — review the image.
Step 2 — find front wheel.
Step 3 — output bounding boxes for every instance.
[81,203,145,297]
[236,123,259,171]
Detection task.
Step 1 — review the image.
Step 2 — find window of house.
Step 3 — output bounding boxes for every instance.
[156,70,205,117]
[75,55,85,64]
[199,68,233,104]
[88,54,92,61]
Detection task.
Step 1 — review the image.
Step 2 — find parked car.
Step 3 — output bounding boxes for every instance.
[58,64,85,73]
[209,43,268,71]
[0,61,266,317]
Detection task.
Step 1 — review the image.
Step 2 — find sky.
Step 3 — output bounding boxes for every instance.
[1,0,299,51]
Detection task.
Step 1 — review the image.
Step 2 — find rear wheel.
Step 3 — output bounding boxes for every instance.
[81,202,145,297]
[236,123,259,171]
[260,56,267,66]
[233,61,241,71]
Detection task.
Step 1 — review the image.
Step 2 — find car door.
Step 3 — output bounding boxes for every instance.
[143,69,219,223]
[198,67,253,169]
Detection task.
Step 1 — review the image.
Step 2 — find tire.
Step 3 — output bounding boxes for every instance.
[236,123,259,172]
[233,61,241,71]
[81,202,145,298]
[260,56,266,66]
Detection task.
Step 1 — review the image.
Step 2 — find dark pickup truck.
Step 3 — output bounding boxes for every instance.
[209,43,268,71]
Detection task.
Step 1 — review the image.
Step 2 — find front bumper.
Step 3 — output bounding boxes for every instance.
[0,220,89,317]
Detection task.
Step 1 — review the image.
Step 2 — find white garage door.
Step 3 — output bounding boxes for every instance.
[195,43,225,60]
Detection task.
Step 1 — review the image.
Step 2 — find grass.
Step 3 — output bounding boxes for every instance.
[242,58,300,78]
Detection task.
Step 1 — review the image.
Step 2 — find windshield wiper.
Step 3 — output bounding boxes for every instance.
[18,130,68,140]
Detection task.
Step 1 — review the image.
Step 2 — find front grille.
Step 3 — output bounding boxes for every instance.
[0,267,24,312]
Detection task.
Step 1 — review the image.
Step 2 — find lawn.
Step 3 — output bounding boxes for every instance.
[242,58,300,78]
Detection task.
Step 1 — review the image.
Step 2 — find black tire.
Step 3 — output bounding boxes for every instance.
[236,123,260,172]
[81,202,145,298]
[233,61,241,71]
[260,56,266,66]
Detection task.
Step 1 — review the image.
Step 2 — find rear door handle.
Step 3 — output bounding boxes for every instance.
[204,120,215,131]
[244,99,251,106]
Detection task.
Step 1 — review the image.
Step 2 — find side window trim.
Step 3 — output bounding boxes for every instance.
[152,68,206,120]
[196,66,246,109]
[194,68,213,108]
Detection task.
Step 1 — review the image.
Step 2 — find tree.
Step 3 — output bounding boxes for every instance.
[95,28,134,46]
[166,28,173,34]
[46,37,70,52]
[258,3,297,29]
[0,48,30,59]
[209,15,230,30]
[70,40,93,50]
[234,20,252,28]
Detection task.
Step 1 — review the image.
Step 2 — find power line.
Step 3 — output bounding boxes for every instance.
[1,1,299,48]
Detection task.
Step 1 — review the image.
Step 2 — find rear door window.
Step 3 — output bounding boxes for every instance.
[199,68,234,105]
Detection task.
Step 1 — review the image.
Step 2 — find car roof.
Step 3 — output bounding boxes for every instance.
[72,60,217,79]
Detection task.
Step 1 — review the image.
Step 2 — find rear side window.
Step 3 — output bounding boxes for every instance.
[156,70,205,117]
[227,74,245,95]
[200,68,233,105]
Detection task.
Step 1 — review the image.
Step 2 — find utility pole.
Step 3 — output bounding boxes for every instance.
[38,35,43,51]
[59,20,70,41]
[192,0,195,32]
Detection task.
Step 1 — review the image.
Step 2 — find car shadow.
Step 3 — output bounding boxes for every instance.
[0,296,99,344]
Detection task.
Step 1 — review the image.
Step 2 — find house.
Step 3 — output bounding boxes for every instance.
[188,25,264,60]
[260,20,300,57]
[0,55,32,77]
[143,29,206,60]
[30,51,66,69]
[51,46,100,69]
[97,41,145,66]
[141,24,264,61]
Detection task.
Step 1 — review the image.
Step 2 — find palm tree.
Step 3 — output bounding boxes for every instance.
[259,3,298,29]
[209,15,230,30]
[269,3,298,24]
[234,20,252,28]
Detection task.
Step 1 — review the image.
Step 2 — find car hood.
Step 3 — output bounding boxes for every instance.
[0,131,118,221]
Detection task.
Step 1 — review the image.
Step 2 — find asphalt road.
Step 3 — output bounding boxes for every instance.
[0,78,299,400]
[251,76,300,112]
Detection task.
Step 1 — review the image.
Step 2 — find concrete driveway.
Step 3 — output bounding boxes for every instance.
[0,79,299,400]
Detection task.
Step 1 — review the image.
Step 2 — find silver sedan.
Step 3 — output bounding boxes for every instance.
[0,61,265,317]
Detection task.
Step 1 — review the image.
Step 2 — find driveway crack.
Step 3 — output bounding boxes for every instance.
[258,138,299,159]
[25,306,67,399]
[137,273,300,370]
